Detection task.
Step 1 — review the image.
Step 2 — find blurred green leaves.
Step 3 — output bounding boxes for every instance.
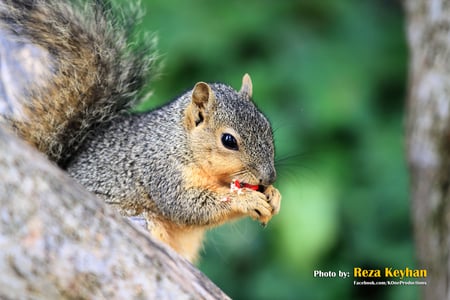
[133,0,412,299]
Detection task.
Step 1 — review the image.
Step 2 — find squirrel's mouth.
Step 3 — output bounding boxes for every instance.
[231,179,266,193]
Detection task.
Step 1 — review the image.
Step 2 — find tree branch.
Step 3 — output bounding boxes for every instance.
[0,125,229,299]
[405,1,450,299]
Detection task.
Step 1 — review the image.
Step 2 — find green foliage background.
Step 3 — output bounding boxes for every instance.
[135,0,413,299]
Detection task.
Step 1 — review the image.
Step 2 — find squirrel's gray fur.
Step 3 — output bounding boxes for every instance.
[67,83,276,226]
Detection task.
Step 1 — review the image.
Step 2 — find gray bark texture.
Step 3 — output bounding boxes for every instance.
[0,125,229,300]
[405,1,450,299]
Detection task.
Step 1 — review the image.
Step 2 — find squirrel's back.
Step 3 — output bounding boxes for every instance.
[0,0,158,167]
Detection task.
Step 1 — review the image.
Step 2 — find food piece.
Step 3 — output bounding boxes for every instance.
[230,179,260,194]
[241,182,259,191]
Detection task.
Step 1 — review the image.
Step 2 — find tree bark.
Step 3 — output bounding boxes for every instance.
[405,1,450,299]
[0,125,229,300]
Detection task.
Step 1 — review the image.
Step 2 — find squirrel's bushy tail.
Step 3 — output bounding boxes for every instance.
[0,0,158,166]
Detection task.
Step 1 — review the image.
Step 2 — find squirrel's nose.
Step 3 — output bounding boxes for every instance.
[259,167,277,186]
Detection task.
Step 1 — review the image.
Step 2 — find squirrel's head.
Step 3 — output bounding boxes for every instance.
[184,74,276,188]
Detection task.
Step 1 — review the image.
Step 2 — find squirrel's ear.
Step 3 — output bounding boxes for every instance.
[239,73,253,99]
[185,82,215,130]
[192,82,213,108]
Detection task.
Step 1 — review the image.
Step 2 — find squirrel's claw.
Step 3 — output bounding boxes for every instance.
[264,185,281,215]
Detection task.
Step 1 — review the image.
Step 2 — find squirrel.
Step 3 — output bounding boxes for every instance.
[0,0,281,262]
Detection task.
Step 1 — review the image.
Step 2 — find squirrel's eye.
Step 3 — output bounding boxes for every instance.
[221,133,239,151]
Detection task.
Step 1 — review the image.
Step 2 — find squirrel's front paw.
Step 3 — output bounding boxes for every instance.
[264,185,281,215]
[230,191,274,226]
